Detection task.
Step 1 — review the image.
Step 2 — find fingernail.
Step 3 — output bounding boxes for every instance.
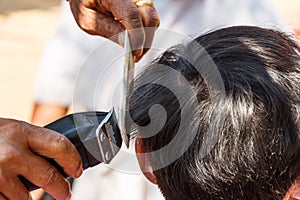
[133,49,143,59]
[75,167,83,178]
[64,192,72,200]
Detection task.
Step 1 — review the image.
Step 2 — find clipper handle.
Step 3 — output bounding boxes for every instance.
[21,111,122,191]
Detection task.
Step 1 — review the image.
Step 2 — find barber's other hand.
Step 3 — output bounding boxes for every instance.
[0,118,82,200]
[68,0,160,61]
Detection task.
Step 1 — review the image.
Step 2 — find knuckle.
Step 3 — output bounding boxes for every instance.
[102,20,116,36]
[78,22,95,35]
[77,13,97,35]
[136,6,160,28]
[1,119,22,137]
[42,168,70,199]
[41,166,59,187]
[123,9,142,28]
[50,134,72,155]
[147,9,160,27]
[0,149,19,166]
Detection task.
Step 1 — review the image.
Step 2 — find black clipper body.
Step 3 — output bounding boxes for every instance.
[21,109,122,191]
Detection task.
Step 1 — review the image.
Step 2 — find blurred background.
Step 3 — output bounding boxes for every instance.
[0,0,60,120]
[0,0,299,122]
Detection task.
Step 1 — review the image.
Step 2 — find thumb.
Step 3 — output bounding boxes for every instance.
[25,124,82,178]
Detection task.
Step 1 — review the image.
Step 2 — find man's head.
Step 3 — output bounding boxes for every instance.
[128,26,300,199]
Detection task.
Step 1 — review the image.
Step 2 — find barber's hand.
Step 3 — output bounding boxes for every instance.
[68,0,160,61]
[0,118,82,200]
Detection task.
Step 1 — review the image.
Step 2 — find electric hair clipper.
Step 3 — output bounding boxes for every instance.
[21,109,124,191]
[22,30,135,191]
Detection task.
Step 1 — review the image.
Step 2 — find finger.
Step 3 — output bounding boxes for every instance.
[24,124,82,178]
[69,0,145,57]
[0,173,31,200]
[136,5,160,61]
[76,8,144,59]
[68,0,122,37]
[20,152,71,200]
[69,5,127,51]
[103,0,145,57]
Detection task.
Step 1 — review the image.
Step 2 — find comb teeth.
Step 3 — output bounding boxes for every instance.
[118,30,135,148]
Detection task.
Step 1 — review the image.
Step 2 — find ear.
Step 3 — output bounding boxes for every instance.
[135,137,157,184]
[284,176,300,200]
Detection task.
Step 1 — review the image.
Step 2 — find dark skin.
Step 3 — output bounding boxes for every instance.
[0,0,159,199]
[0,118,82,200]
[69,0,160,61]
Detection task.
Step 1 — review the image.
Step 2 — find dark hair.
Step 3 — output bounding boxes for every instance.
[129,26,300,199]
